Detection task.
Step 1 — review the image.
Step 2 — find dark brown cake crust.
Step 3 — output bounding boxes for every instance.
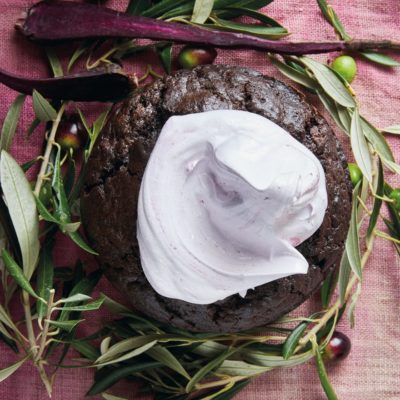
[81,65,352,332]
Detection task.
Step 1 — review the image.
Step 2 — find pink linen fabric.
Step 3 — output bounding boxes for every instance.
[0,1,399,399]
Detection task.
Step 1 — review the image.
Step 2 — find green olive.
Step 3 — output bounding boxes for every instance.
[331,55,357,83]
[389,189,400,210]
[348,163,362,186]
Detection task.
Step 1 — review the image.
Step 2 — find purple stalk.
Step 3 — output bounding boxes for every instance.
[15,1,346,55]
[0,68,134,101]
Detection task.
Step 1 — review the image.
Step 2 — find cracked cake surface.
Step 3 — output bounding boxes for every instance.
[81,65,352,332]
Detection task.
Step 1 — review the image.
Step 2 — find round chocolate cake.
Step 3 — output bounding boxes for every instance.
[81,65,352,332]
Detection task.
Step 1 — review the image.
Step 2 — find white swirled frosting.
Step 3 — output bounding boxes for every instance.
[137,110,327,304]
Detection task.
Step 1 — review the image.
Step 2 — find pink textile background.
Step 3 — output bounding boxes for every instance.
[0,0,399,399]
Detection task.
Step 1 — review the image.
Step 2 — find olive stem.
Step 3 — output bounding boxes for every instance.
[34,103,66,197]
[35,289,55,362]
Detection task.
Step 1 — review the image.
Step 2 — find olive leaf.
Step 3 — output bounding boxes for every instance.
[311,336,338,400]
[345,182,362,280]
[243,349,313,367]
[58,293,92,303]
[71,340,100,361]
[217,7,285,28]
[126,0,152,15]
[0,150,40,279]
[46,47,64,77]
[147,345,191,379]
[350,109,372,182]
[32,90,57,122]
[382,125,400,134]
[87,361,162,395]
[54,297,104,312]
[317,90,348,134]
[26,117,41,138]
[361,52,400,67]
[300,57,356,108]
[49,319,84,333]
[192,0,214,23]
[1,249,40,300]
[348,282,362,328]
[316,0,350,41]
[211,380,250,400]
[366,159,384,239]
[269,56,318,90]
[320,268,338,308]
[338,249,351,305]
[0,94,26,152]
[102,393,128,400]
[157,43,173,74]
[0,355,29,382]
[36,240,55,317]
[282,322,308,359]
[216,360,271,376]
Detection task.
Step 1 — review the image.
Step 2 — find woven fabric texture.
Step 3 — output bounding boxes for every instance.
[0,0,399,399]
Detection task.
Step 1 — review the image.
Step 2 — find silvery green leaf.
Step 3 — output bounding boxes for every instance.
[101,294,131,314]
[361,52,400,67]
[102,393,128,400]
[0,150,39,279]
[58,293,92,303]
[32,90,57,122]
[54,297,104,312]
[311,336,338,400]
[282,321,308,359]
[95,340,157,367]
[300,57,356,108]
[216,360,272,376]
[147,345,190,379]
[361,117,395,163]
[317,0,351,41]
[36,242,54,317]
[191,0,214,23]
[49,319,83,332]
[366,160,384,239]
[348,282,362,328]
[269,56,318,91]
[0,355,29,382]
[317,91,348,133]
[345,183,362,280]
[382,125,400,134]
[0,94,26,152]
[338,249,351,305]
[62,221,81,233]
[46,47,64,77]
[193,341,228,358]
[350,109,372,182]
[243,349,313,367]
[336,104,351,134]
[383,159,400,175]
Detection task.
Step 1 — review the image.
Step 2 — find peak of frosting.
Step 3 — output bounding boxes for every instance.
[137,110,327,304]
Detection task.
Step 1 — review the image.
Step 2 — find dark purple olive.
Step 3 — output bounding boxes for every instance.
[56,114,85,152]
[322,331,351,363]
[178,46,217,69]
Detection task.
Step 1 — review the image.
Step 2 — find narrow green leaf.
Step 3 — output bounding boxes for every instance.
[209,18,288,38]
[186,347,238,392]
[1,249,40,299]
[243,349,313,367]
[345,183,362,280]
[361,117,395,163]
[367,160,384,239]
[58,294,92,304]
[361,52,400,67]
[317,90,348,133]
[32,90,57,122]
[338,249,351,305]
[0,151,40,279]
[95,340,157,367]
[35,196,60,224]
[101,294,131,314]
[87,361,162,395]
[216,360,270,376]
[147,345,191,379]
[157,44,173,74]
[46,47,64,77]
[300,57,356,108]
[382,125,400,134]
[26,117,41,138]
[336,104,351,134]
[102,393,128,400]
[320,268,338,308]
[49,319,83,333]
[67,231,98,255]
[0,355,29,382]
[52,147,70,223]
[55,297,104,312]
[282,322,308,359]
[348,282,362,328]
[36,241,55,317]
[68,42,89,72]
[211,380,250,400]
[317,0,351,41]
[269,56,318,90]
[311,336,338,400]
[62,222,81,233]
[71,340,100,361]
[350,109,372,182]
[0,94,26,151]
[192,0,214,23]
[217,7,285,28]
